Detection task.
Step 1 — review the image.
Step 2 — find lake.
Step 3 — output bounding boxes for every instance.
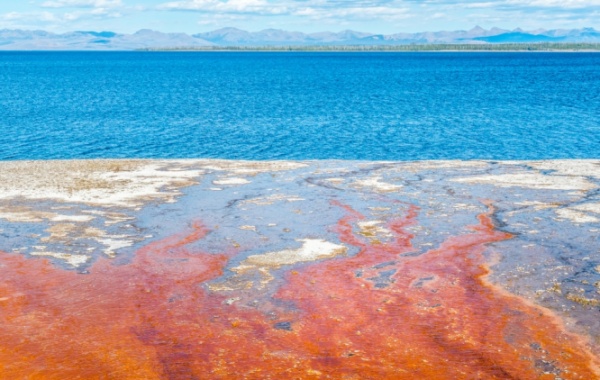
[1,51,598,160]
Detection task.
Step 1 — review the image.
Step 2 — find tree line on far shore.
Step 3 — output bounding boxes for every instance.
[140,43,600,52]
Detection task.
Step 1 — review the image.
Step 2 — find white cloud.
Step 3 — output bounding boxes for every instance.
[1,11,59,22]
[463,2,498,9]
[1,12,24,21]
[410,0,599,11]
[196,13,249,26]
[41,0,123,8]
[159,0,288,14]
[298,6,410,21]
[158,0,411,21]
[1,0,597,33]
[0,7,122,29]
[509,0,600,7]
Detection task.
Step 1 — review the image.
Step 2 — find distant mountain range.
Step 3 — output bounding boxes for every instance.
[1,26,599,50]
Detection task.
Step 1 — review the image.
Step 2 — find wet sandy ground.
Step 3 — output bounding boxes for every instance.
[0,159,599,379]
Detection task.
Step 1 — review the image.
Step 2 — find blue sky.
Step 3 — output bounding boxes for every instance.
[0,0,598,34]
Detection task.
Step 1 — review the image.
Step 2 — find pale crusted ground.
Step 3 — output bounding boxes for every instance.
[2,159,600,265]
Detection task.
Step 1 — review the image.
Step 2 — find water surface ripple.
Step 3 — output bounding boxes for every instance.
[1,52,598,160]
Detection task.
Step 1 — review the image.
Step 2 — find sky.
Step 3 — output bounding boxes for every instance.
[0,0,598,34]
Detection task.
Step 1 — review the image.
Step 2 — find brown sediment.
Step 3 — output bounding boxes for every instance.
[0,205,598,379]
[0,160,204,207]
[566,293,600,307]
[356,220,393,243]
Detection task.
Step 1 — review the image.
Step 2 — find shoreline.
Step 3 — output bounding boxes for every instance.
[2,44,600,53]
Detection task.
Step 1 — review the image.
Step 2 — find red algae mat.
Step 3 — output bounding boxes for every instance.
[0,160,599,379]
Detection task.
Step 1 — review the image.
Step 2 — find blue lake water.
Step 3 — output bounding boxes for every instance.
[0,51,598,160]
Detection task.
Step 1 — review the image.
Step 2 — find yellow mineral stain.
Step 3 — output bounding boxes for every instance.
[357,220,392,243]
[566,293,600,307]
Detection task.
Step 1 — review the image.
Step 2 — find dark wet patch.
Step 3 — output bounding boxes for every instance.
[411,276,434,288]
[400,250,425,257]
[373,261,396,269]
[534,359,561,375]
[367,269,397,288]
[273,321,292,331]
